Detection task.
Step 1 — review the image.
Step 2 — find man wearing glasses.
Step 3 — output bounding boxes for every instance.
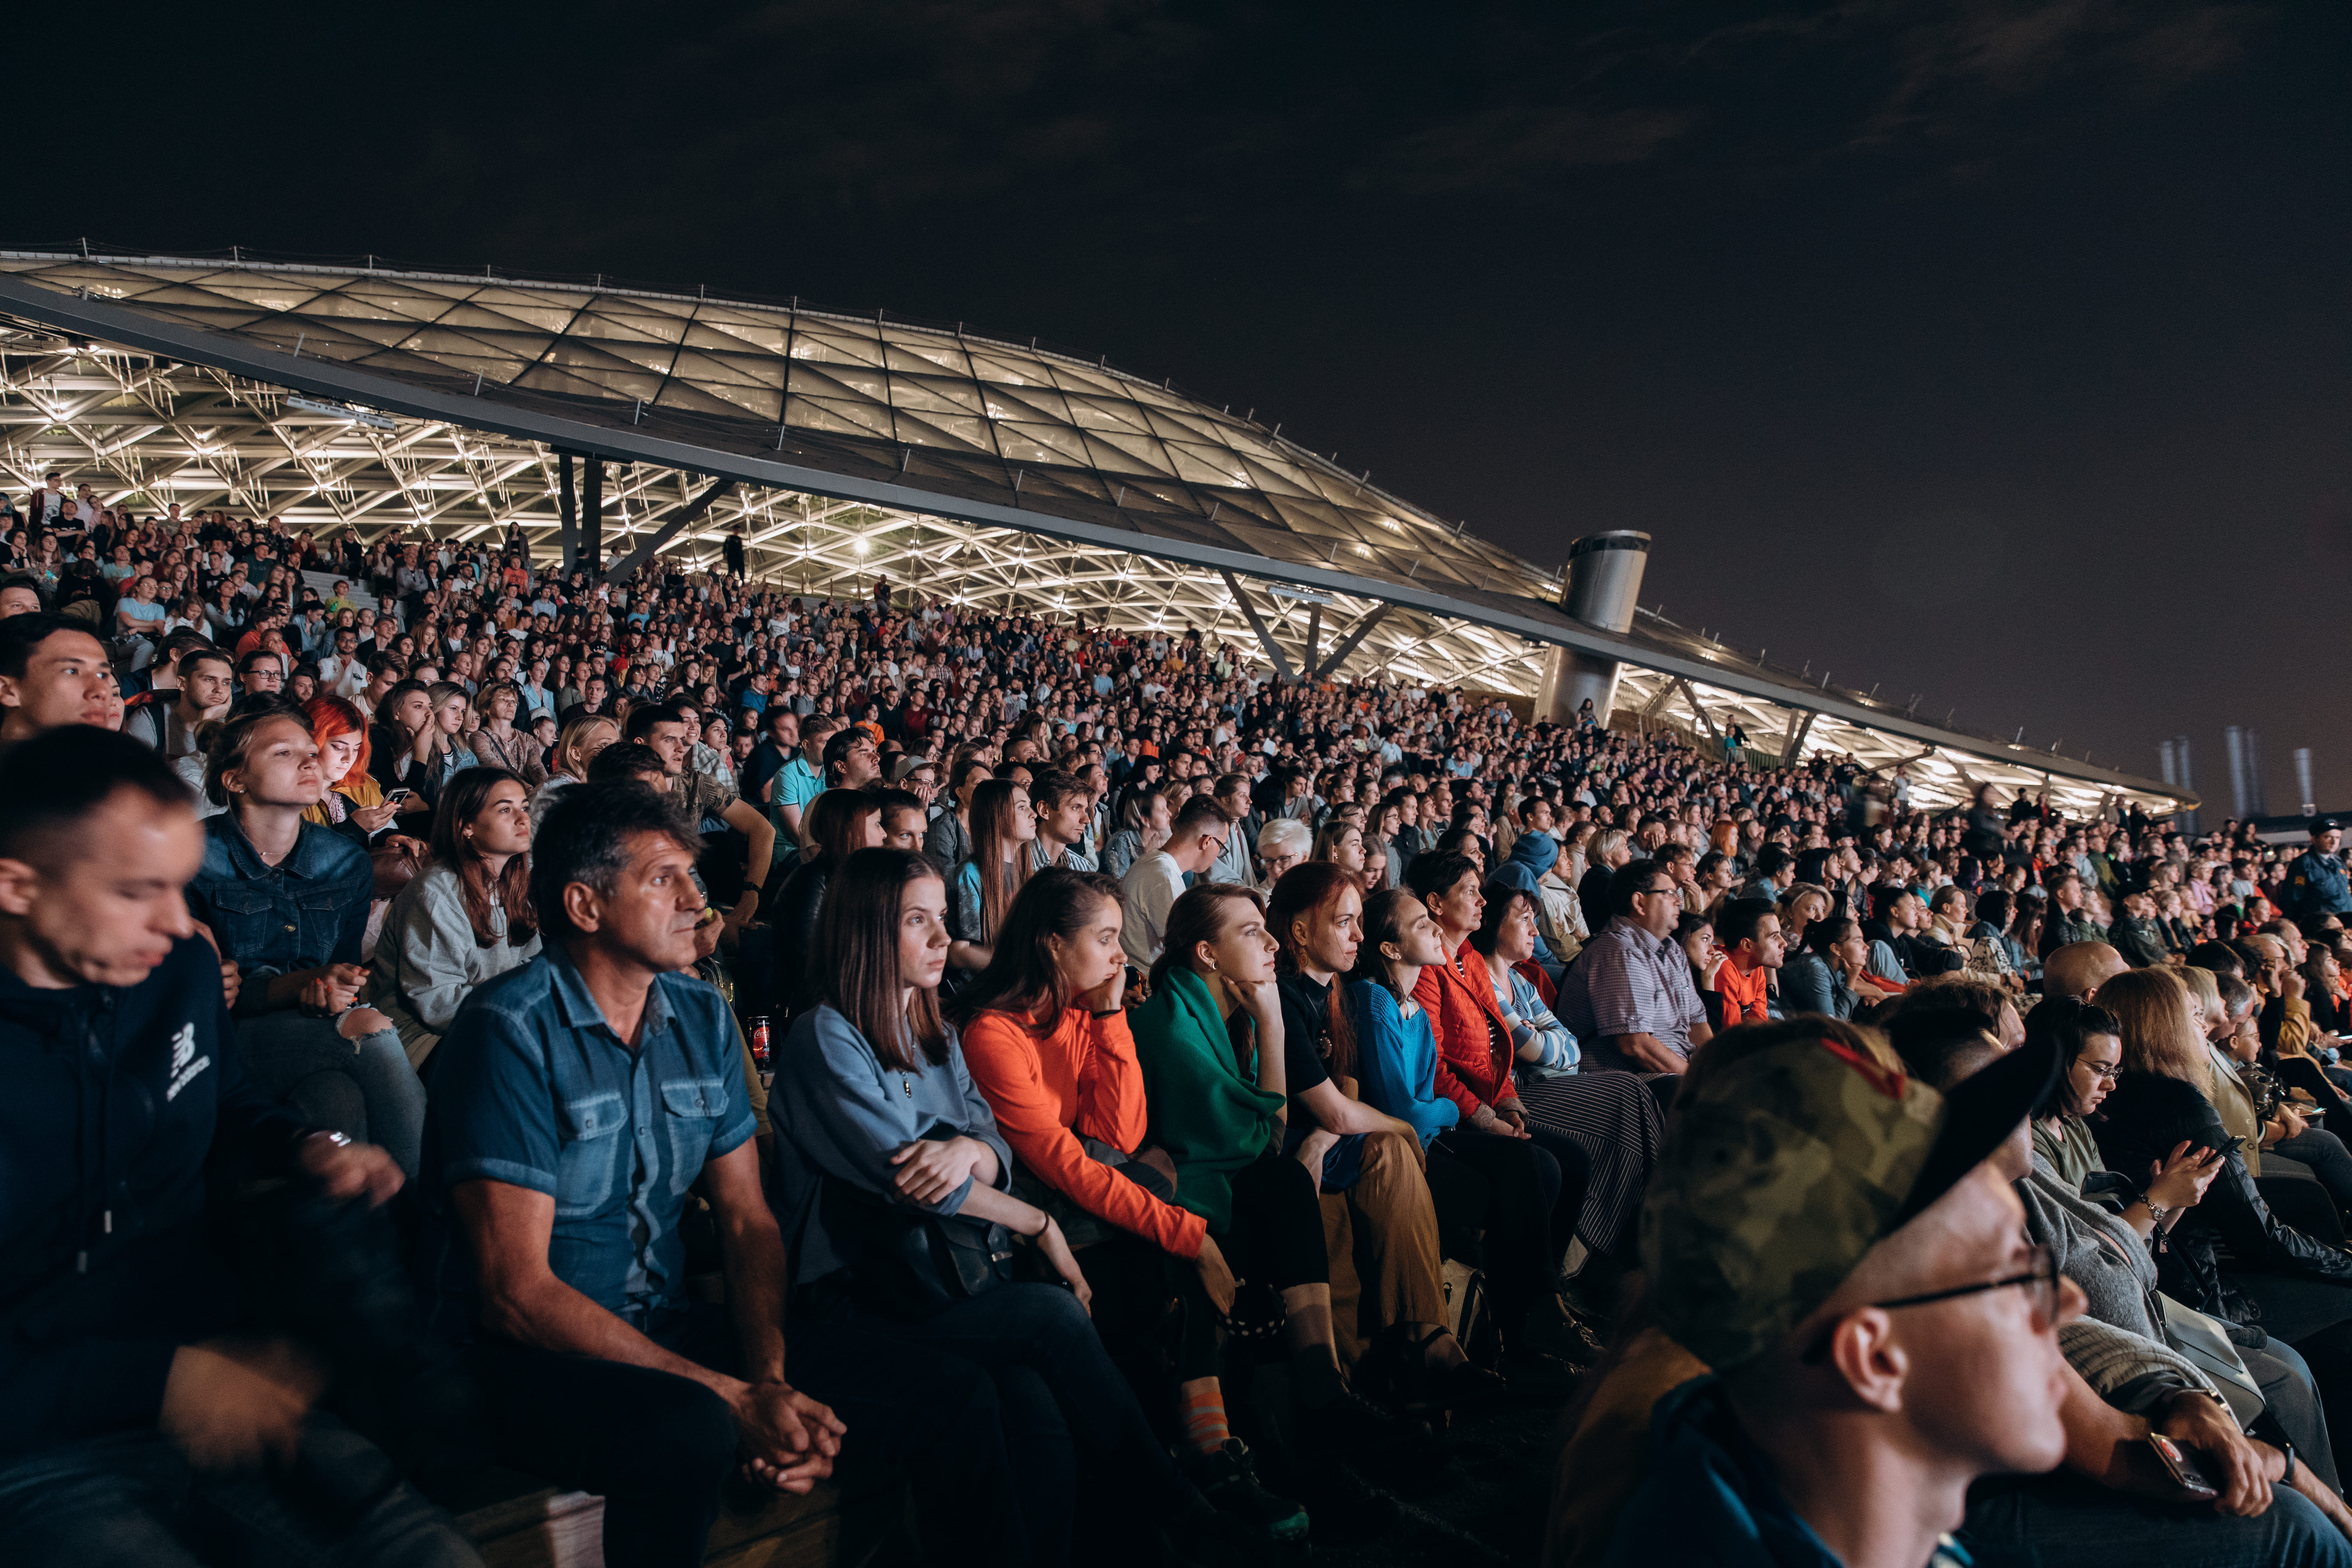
[1576,1025,2081,1568]
[1559,857,1714,1076]
[1119,795,1230,969]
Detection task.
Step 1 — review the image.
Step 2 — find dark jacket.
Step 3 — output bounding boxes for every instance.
[0,937,310,1455]
[185,813,371,992]
[769,856,833,1021]
[2091,1070,2352,1323]
[2107,913,2169,969]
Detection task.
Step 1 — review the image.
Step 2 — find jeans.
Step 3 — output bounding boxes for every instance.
[471,1300,1025,1568]
[834,1281,1196,1566]
[0,1415,478,1568]
[1965,1468,2352,1567]
[238,1011,427,1178]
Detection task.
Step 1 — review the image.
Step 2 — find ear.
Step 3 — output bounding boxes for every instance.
[562,880,604,935]
[1823,1305,1909,1414]
[0,856,42,919]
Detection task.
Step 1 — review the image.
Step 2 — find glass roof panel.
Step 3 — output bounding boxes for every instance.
[668,348,786,390]
[995,422,1090,467]
[787,394,893,440]
[892,409,995,454]
[684,319,789,355]
[570,309,687,346]
[1080,431,1170,477]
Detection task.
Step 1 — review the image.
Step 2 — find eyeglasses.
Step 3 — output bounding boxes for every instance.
[2075,1060,2122,1085]
[1632,884,1677,900]
[1804,1244,2063,1363]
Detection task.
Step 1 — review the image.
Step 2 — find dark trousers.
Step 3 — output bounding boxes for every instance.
[825,1281,1195,1567]
[1426,1126,1583,1336]
[0,1414,476,1568]
[469,1301,1025,1568]
[2276,1127,2352,1214]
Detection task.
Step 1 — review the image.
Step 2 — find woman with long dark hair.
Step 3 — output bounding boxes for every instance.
[771,849,1265,1565]
[370,766,541,1072]
[1265,862,1503,1412]
[949,778,1034,973]
[770,788,884,1021]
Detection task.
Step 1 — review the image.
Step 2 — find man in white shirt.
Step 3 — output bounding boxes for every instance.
[1119,795,1230,969]
[316,628,370,700]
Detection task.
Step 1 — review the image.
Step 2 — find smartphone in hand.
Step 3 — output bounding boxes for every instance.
[2147,1434,2219,1500]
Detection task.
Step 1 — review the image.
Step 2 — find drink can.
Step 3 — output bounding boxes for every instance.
[749,1015,771,1068]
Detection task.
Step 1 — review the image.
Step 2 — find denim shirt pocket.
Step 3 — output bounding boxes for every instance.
[659,1077,727,1194]
[294,885,357,968]
[554,1091,626,1218]
[202,881,294,974]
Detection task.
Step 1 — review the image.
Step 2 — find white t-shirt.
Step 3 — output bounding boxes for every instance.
[1119,852,1186,969]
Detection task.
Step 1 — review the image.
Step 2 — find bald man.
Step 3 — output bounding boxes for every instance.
[2044,940,2128,1003]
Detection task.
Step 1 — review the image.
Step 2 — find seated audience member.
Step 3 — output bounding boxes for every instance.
[1560,1023,2079,1568]
[1028,769,1101,872]
[626,699,774,922]
[949,778,1036,975]
[2008,999,2352,1523]
[1312,815,1376,896]
[299,693,415,853]
[0,610,125,743]
[186,708,425,1177]
[1118,793,1227,970]
[872,786,928,853]
[2045,939,2129,1003]
[530,712,619,830]
[370,767,542,1072]
[467,680,547,786]
[769,788,883,1021]
[2094,965,2352,1450]
[1266,862,1504,1409]
[1780,914,1868,1020]
[1711,898,1783,1026]
[1102,782,1171,882]
[1257,816,1311,884]
[124,646,234,760]
[0,727,467,1568]
[953,873,1323,1536]
[1456,882,1665,1274]
[0,573,43,616]
[422,792,1006,1568]
[1557,857,1714,1075]
[768,846,1278,1565]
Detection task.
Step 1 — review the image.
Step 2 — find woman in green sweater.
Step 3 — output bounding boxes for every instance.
[1129,882,1421,1462]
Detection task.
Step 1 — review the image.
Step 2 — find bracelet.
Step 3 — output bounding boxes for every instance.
[307,1129,353,1149]
[2281,1441,2298,1489]
[1090,1008,1121,1018]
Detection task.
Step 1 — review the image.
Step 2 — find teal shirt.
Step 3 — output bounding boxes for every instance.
[1127,968,1286,1232]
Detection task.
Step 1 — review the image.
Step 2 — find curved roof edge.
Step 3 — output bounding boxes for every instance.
[0,268,2187,805]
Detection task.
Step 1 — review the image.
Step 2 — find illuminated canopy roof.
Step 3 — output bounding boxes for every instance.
[0,248,2187,814]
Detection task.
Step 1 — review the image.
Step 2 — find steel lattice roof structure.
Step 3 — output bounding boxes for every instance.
[0,248,2188,815]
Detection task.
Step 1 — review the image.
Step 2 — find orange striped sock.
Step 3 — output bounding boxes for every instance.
[1178,1381,1231,1454]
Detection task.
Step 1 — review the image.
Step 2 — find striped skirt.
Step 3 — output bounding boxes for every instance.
[1514,1069,1665,1259]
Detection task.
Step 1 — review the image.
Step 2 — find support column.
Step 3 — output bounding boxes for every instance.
[581,455,603,576]
[603,477,736,585]
[1312,604,1390,680]
[1218,569,1295,683]
[1302,603,1322,679]
[1780,709,1818,770]
[557,451,578,573]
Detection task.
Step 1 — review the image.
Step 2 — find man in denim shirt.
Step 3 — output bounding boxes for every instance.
[418,782,1020,1568]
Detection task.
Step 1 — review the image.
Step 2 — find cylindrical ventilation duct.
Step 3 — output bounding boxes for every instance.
[2174,735,2198,835]
[2297,748,2317,817]
[2226,727,2252,820]
[1536,531,1651,728]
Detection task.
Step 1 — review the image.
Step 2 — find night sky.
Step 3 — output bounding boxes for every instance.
[18,2,2348,807]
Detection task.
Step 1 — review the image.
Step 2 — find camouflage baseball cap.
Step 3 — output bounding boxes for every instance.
[1642,1029,2057,1370]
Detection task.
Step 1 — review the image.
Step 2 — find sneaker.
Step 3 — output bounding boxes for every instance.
[1522,1291,1608,1366]
[1297,1387,1444,1465]
[1161,1496,1290,1567]
[1178,1438,1310,1544]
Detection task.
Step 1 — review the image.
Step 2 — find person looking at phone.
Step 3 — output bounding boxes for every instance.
[186,707,427,1176]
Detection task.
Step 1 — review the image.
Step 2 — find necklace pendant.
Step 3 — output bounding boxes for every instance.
[903,1076,913,1097]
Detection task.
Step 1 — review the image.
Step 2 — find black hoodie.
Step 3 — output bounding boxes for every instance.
[0,934,309,1455]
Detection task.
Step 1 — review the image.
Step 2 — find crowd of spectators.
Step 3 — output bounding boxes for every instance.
[9,486,2352,1567]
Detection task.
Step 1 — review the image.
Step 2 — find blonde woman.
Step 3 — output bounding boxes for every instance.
[530,713,619,833]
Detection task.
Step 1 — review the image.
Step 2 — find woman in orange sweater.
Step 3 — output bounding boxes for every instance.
[953,869,1312,1542]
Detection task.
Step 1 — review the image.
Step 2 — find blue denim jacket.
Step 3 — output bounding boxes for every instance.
[185,814,372,981]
